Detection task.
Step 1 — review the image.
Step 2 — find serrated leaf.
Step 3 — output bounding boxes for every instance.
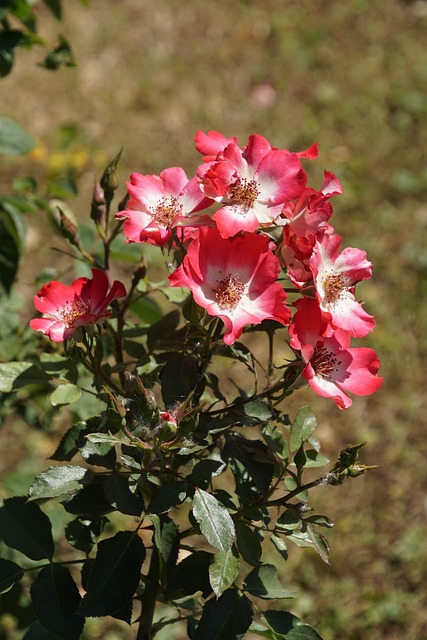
[79,439,116,469]
[30,565,83,640]
[0,361,47,392]
[262,423,289,461]
[0,497,54,560]
[209,548,240,597]
[165,551,212,598]
[193,589,252,640]
[63,482,114,518]
[243,564,295,600]
[189,459,225,488]
[79,530,145,618]
[244,401,273,421]
[0,558,23,594]
[192,489,235,552]
[290,406,317,452]
[50,383,81,407]
[50,422,88,461]
[0,117,36,155]
[65,517,107,554]
[103,474,144,516]
[270,532,288,561]
[28,466,93,500]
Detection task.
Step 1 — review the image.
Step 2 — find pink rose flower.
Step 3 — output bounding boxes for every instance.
[289,298,382,409]
[30,268,126,342]
[169,227,290,345]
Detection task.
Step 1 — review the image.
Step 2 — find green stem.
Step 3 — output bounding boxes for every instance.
[137,546,160,640]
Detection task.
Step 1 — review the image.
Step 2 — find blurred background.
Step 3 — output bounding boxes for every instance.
[1,0,427,638]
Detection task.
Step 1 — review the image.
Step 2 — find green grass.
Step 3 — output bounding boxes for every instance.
[1,0,427,638]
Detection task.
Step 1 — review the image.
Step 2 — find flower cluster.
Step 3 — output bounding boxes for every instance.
[30,131,382,408]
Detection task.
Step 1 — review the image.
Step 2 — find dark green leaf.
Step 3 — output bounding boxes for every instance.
[40,35,76,70]
[243,564,295,600]
[160,353,199,406]
[63,482,115,518]
[235,521,262,566]
[152,514,180,586]
[189,458,225,488]
[28,466,93,501]
[304,450,329,468]
[224,435,274,496]
[290,406,317,452]
[286,625,324,639]
[30,565,83,640]
[43,0,62,19]
[0,361,48,392]
[148,480,188,514]
[0,497,54,560]
[209,548,240,598]
[165,551,212,599]
[0,558,23,594]
[22,623,62,639]
[0,117,36,155]
[50,422,89,462]
[192,488,235,552]
[79,530,145,618]
[103,474,144,516]
[262,610,300,634]
[194,589,252,640]
[65,517,107,554]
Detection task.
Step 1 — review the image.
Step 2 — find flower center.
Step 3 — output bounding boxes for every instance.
[152,196,183,227]
[60,298,91,327]
[229,178,260,211]
[311,344,342,378]
[323,272,346,304]
[215,273,245,309]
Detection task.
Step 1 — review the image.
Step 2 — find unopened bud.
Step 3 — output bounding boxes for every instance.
[59,209,80,248]
[91,181,107,224]
[132,259,147,284]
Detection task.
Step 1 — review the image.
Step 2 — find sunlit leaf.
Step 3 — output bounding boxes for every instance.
[28,466,93,501]
[209,548,240,597]
[243,564,295,600]
[192,488,235,552]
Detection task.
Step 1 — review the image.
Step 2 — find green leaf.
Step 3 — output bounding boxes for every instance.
[28,465,93,501]
[50,383,81,407]
[30,565,83,640]
[244,400,273,421]
[193,589,252,640]
[22,623,61,639]
[290,406,317,452]
[0,117,36,155]
[286,626,324,639]
[40,34,76,70]
[148,480,188,514]
[0,29,20,77]
[165,550,213,599]
[262,423,289,461]
[192,489,235,552]
[85,432,126,446]
[306,524,331,564]
[103,474,144,516]
[79,530,145,619]
[0,497,54,560]
[209,548,240,597]
[152,514,180,586]
[65,517,107,554]
[270,532,288,561]
[0,361,48,392]
[243,564,295,600]
[79,438,116,469]
[224,435,274,496]
[189,459,225,488]
[0,558,23,594]
[160,353,199,406]
[0,204,26,292]
[43,0,62,19]
[261,611,324,640]
[235,521,262,566]
[63,482,115,519]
